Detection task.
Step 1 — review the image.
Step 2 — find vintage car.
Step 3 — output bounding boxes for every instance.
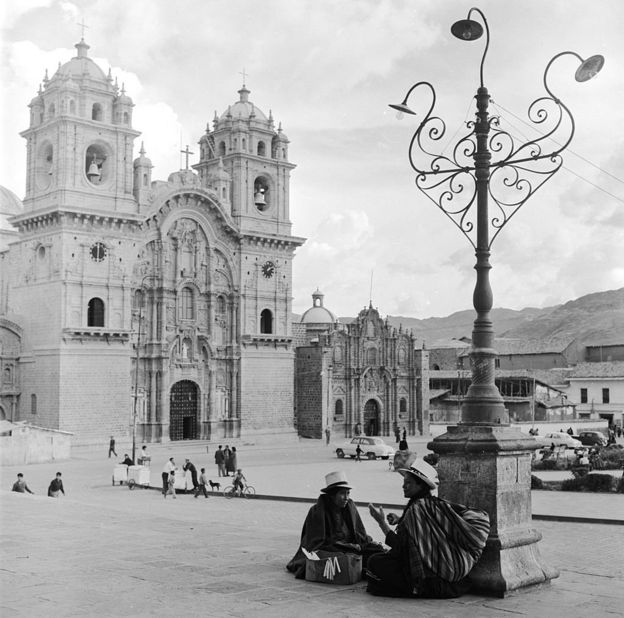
[536,432,582,449]
[335,436,395,460]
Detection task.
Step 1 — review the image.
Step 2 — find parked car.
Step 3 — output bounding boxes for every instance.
[335,437,395,460]
[536,432,582,449]
[577,431,607,447]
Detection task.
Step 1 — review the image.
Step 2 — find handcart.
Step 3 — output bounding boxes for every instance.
[127,465,151,490]
[112,464,128,486]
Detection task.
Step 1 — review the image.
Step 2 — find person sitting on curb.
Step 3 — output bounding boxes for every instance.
[12,473,34,494]
[366,459,490,598]
[286,471,383,579]
[47,472,66,498]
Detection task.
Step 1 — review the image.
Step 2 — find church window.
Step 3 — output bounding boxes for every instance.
[260,308,273,334]
[242,138,246,150]
[400,398,407,414]
[69,99,76,114]
[87,297,105,327]
[142,173,148,187]
[31,394,37,415]
[4,367,12,384]
[282,148,286,159]
[216,295,226,315]
[257,141,266,157]
[92,102,103,121]
[218,141,226,156]
[335,399,344,418]
[90,242,107,262]
[123,111,129,124]
[37,246,46,260]
[180,287,194,320]
[367,348,377,365]
[48,103,55,118]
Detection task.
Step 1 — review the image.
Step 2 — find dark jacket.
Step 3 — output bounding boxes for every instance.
[286,494,372,578]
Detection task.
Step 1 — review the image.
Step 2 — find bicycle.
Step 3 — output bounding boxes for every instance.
[223,482,256,499]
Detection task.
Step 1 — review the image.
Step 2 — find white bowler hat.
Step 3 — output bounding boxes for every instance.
[398,459,439,490]
[320,470,353,493]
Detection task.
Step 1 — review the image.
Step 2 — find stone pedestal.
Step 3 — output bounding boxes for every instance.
[429,425,559,597]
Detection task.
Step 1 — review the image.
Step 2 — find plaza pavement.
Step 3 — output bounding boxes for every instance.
[1,438,623,617]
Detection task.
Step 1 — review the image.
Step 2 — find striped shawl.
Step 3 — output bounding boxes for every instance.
[401,496,490,585]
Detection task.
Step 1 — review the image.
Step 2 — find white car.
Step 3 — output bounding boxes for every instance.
[335,437,395,460]
[536,432,582,449]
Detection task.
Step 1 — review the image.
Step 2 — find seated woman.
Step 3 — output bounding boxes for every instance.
[367,459,490,599]
[286,471,381,579]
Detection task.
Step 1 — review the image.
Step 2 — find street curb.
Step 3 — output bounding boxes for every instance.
[139,484,624,525]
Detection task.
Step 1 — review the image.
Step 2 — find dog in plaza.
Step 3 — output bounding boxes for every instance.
[208,480,221,491]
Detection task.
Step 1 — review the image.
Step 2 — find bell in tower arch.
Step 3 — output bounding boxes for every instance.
[254,187,266,207]
[87,155,101,181]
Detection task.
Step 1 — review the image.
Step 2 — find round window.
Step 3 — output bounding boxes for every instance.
[90,242,107,262]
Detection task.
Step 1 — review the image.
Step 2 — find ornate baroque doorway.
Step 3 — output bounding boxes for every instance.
[363,399,380,436]
[170,380,199,440]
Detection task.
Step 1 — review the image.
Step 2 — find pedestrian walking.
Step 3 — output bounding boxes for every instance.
[12,473,34,494]
[223,445,232,476]
[195,468,209,498]
[164,470,176,499]
[47,472,65,497]
[226,446,237,476]
[325,427,331,445]
[393,423,400,444]
[355,444,362,462]
[215,445,225,477]
[162,457,176,494]
[108,436,117,458]
[183,459,199,491]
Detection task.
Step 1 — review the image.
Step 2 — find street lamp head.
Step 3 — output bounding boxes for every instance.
[451,18,483,41]
[575,54,605,82]
[389,101,416,118]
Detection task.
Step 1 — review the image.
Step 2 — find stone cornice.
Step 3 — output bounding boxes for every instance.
[10,208,143,233]
[241,232,306,250]
[241,334,293,349]
[62,328,131,343]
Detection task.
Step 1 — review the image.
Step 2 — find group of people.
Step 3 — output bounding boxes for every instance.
[213,444,238,477]
[161,455,247,499]
[287,461,490,599]
[11,471,66,498]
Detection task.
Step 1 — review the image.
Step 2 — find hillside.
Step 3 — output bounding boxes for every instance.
[330,287,624,345]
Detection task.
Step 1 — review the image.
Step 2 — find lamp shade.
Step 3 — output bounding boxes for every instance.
[575,54,605,82]
[451,19,483,41]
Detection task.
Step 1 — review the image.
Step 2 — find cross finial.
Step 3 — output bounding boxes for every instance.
[180,145,194,170]
[77,18,89,39]
[239,67,248,86]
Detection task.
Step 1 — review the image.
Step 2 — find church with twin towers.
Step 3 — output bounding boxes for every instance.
[0,37,430,446]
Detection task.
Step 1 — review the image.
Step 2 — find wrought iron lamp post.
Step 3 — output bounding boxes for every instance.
[390,8,603,595]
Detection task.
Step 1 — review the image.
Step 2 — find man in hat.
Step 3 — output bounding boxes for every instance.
[286,471,382,579]
[366,459,490,598]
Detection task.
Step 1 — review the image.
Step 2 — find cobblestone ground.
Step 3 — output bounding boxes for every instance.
[1,440,622,617]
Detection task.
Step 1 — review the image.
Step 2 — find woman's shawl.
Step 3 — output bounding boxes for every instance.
[286,495,370,578]
[401,496,490,584]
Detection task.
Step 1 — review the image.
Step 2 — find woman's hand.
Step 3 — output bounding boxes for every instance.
[386,512,399,525]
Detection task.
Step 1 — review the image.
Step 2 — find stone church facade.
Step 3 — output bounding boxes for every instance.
[294,291,430,440]
[0,38,304,445]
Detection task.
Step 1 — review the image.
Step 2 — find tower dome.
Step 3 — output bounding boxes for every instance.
[52,38,107,82]
[218,85,268,123]
[301,289,337,324]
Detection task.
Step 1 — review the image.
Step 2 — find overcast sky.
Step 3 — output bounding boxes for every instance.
[2,0,623,319]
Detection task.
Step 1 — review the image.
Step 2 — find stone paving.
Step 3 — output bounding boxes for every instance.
[1,439,623,617]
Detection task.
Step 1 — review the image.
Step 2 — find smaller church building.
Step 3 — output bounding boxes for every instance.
[293,290,430,440]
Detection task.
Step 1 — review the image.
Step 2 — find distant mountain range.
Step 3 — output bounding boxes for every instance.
[331,287,624,346]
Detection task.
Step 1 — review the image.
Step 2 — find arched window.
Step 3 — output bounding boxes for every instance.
[92,102,103,121]
[260,309,273,334]
[123,111,129,124]
[69,99,76,114]
[242,138,246,150]
[335,399,344,417]
[180,287,194,320]
[142,173,148,187]
[216,295,226,315]
[399,398,407,414]
[48,103,56,118]
[218,141,226,156]
[87,297,105,327]
[257,141,266,156]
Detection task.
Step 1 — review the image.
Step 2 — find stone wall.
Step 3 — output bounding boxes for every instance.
[0,423,71,465]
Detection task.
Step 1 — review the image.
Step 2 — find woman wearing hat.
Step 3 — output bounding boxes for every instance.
[366,459,490,598]
[286,471,381,579]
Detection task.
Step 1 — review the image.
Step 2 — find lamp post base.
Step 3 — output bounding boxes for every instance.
[429,424,559,597]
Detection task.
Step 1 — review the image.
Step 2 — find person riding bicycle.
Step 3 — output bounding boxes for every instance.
[233,468,247,493]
